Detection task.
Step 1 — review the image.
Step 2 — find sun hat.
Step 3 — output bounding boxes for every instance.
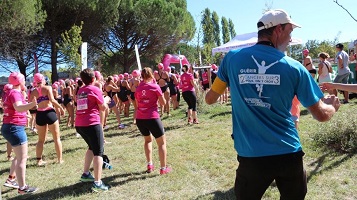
[258,9,301,31]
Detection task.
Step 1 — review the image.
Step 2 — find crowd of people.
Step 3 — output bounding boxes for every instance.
[2,7,356,199]
[0,61,223,194]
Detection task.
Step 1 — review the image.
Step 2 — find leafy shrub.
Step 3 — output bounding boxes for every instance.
[312,110,357,153]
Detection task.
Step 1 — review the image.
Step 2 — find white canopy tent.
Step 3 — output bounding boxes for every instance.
[212,32,303,55]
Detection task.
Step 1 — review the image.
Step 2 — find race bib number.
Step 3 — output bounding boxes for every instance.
[77,93,88,110]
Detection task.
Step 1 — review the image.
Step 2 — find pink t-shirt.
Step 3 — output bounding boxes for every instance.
[180,72,195,92]
[75,85,104,126]
[202,72,209,84]
[135,81,162,119]
[2,89,27,126]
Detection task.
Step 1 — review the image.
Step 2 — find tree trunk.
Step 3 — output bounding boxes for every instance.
[51,37,58,83]
[16,60,27,79]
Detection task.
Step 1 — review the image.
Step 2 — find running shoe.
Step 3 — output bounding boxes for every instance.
[146,164,154,173]
[80,172,94,182]
[160,166,172,175]
[193,119,199,124]
[4,178,19,189]
[91,182,109,192]
[76,133,81,138]
[103,125,109,130]
[118,124,125,129]
[18,185,38,194]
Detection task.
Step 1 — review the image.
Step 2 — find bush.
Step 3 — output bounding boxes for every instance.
[312,110,357,153]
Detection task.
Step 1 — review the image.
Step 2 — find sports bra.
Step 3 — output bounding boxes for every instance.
[156,72,169,83]
[37,87,49,104]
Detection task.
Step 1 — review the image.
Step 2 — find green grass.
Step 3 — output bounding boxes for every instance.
[0,98,356,200]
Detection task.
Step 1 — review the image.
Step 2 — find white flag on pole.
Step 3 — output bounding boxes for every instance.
[81,42,88,70]
[135,45,142,71]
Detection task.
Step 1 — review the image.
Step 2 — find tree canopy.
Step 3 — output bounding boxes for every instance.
[96,0,195,74]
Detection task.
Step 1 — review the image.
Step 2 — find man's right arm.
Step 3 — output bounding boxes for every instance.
[307,96,340,122]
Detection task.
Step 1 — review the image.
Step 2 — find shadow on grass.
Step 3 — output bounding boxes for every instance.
[194,188,235,199]
[209,111,232,119]
[306,152,355,183]
[24,146,85,167]
[105,130,138,138]
[165,124,186,132]
[4,171,156,200]
[102,171,158,187]
[128,133,142,138]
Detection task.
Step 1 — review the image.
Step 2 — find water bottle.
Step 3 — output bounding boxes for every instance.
[103,161,113,170]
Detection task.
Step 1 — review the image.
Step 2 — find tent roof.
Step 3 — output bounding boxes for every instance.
[212,32,303,55]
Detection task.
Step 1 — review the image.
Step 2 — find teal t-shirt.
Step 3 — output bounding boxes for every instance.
[218,44,323,157]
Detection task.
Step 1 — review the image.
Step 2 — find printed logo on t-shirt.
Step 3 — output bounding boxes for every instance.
[238,55,280,108]
[77,92,88,111]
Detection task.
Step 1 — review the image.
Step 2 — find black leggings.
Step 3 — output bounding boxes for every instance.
[182,91,197,111]
[36,109,58,126]
[234,151,307,200]
[75,124,104,156]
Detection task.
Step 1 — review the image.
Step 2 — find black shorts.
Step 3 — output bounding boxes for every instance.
[56,98,63,104]
[202,83,209,91]
[29,109,37,114]
[160,85,169,93]
[118,91,129,102]
[75,124,104,156]
[130,92,135,100]
[36,109,58,126]
[136,118,164,139]
[235,151,307,200]
[169,85,177,96]
[182,91,197,111]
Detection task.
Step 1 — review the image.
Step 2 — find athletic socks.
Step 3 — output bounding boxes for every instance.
[94,180,102,186]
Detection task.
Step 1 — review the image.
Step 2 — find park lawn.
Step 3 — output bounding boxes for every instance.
[0,98,356,200]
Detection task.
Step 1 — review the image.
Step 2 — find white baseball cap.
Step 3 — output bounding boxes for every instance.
[257,9,301,31]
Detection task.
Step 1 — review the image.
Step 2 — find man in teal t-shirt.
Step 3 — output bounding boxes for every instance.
[206,9,340,200]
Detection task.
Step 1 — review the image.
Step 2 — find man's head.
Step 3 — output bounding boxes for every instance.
[257,9,301,52]
[335,43,344,51]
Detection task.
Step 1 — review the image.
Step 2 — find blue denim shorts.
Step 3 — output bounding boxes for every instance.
[1,124,27,147]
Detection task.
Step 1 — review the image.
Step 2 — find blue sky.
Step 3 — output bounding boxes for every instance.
[187,0,356,45]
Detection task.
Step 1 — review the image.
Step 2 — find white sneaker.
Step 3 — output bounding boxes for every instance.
[76,133,81,138]
[103,125,109,130]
